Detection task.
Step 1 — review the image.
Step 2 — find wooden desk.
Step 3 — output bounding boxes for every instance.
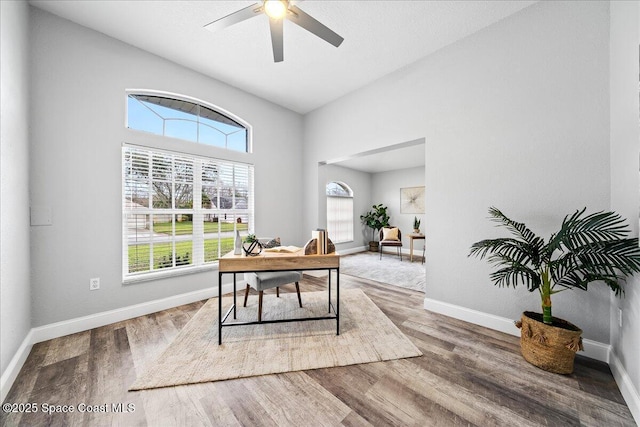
[217,249,340,345]
[408,234,425,262]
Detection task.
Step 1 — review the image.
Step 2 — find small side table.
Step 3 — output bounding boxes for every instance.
[408,233,425,262]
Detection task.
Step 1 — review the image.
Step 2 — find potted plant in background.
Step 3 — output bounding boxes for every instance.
[469,207,640,374]
[413,216,421,234]
[360,204,390,252]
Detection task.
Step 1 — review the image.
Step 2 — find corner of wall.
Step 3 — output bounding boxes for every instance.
[609,1,640,424]
[0,0,32,388]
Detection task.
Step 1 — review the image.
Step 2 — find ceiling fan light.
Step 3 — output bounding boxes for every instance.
[264,0,287,20]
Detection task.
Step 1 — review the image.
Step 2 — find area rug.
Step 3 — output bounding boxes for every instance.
[129,288,422,391]
[338,251,425,292]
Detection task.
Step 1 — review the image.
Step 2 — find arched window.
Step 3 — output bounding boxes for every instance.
[127,93,249,152]
[326,181,353,243]
[123,92,253,282]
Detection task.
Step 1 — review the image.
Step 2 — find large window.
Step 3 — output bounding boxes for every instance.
[124,92,253,281]
[123,146,253,279]
[326,181,353,243]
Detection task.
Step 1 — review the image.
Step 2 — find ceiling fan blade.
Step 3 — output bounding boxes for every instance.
[288,5,343,48]
[204,3,262,32]
[269,18,284,62]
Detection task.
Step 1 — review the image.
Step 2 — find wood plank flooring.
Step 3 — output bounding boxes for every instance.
[1,274,636,426]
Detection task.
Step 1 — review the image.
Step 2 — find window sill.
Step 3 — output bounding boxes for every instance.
[123,264,218,285]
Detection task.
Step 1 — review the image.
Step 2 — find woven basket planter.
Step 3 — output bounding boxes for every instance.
[516,311,583,374]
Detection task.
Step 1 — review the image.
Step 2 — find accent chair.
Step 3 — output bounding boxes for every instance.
[379,226,403,260]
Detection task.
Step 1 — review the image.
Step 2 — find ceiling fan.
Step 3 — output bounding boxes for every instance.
[204,0,344,63]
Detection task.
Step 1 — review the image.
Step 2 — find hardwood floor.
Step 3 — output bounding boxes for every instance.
[1,274,636,426]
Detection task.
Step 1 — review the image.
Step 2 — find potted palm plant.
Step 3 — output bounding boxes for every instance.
[469,207,640,374]
[360,204,390,252]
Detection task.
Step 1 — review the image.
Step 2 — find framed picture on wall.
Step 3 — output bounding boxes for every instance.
[400,186,425,214]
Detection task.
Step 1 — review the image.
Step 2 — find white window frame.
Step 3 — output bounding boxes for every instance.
[123,91,253,283]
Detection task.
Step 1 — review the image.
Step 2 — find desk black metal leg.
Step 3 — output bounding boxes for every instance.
[218,271,223,345]
[328,269,332,313]
[336,267,340,336]
[233,273,237,319]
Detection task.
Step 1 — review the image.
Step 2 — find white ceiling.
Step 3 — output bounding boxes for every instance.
[29,0,536,115]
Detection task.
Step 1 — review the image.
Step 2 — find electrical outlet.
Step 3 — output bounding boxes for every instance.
[618,308,623,328]
[89,277,100,291]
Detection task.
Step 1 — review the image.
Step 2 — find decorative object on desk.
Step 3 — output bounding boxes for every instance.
[303,238,335,255]
[264,245,301,253]
[129,289,422,391]
[400,186,425,214]
[360,204,390,252]
[261,237,281,248]
[413,216,421,234]
[313,229,333,254]
[242,234,262,256]
[303,238,317,255]
[259,236,300,253]
[233,229,242,255]
[469,207,640,374]
[304,230,335,255]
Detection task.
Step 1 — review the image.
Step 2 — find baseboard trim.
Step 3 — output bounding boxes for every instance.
[337,246,368,255]
[1,284,232,401]
[423,297,610,363]
[346,246,423,258]
[1,330,34,403]
[610,351,640,425]
[30,286,226,344]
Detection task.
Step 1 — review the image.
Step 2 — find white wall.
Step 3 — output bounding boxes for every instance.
[371,166,425,249]
[303,1,612,342]
[1,0,32,379]
[609,0,640,416]
[29,8,304,327]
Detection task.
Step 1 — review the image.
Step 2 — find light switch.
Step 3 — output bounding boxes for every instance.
[30,206,52,226]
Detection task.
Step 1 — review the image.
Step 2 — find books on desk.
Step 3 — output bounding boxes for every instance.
[263,245,301,253]
[312,229,328,254]
[303,229,335,255]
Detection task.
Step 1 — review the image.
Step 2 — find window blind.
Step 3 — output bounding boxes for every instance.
[327,196,354,243]
[123,145,253,279]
